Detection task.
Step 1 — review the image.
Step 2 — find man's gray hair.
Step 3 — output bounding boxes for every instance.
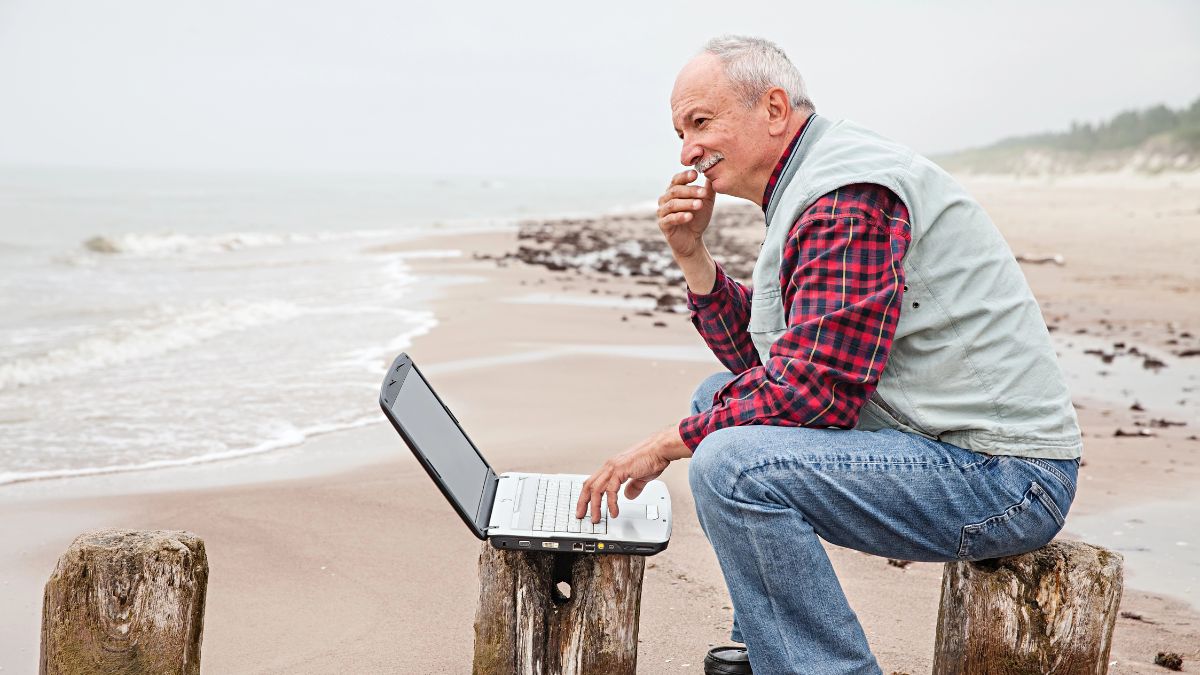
[702,35,815,112]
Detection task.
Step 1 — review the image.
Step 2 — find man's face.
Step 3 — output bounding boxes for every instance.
[670,54,776,202]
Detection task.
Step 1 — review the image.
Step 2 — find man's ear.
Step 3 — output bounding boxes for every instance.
[765,87,791,136]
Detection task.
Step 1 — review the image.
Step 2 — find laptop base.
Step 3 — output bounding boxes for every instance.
[490,535,669,556]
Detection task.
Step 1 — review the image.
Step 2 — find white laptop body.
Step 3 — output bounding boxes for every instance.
[379,352,672,555]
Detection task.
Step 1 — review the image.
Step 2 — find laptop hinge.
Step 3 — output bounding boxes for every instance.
[476,470,500,535]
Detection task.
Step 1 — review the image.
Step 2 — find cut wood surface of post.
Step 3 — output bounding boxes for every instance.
[473,542,646,675]
[933,539,1124,675]
[40,529,209,675]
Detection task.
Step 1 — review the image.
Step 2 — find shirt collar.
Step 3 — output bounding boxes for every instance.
[761,115,813,212]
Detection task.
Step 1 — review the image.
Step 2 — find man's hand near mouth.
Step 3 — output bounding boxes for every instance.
[656,169,718,294]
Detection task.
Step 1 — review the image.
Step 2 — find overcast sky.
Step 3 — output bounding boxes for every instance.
[1,0,1197,180]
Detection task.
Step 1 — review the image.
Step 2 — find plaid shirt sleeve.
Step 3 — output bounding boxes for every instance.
[684,263,760,374]
[679,183,912,452]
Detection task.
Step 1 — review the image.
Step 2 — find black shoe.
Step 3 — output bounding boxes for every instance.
[704,645,752,674]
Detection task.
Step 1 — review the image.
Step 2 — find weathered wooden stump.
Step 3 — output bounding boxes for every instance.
[473,542,646,674]
[933,539,1124,675]
[40,529,209,675]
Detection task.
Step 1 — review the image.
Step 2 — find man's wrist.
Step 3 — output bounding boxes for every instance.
[660,424,694,460]
[687,262,727,303]
[674,246,717,295]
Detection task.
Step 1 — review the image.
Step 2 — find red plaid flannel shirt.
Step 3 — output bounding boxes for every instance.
[678,122,913,451]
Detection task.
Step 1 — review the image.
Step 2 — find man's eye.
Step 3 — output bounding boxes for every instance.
[695,118,708,128]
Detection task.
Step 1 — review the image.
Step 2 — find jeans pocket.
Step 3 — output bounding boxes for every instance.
[1026,457,1079,497]
[957,481,1065,560]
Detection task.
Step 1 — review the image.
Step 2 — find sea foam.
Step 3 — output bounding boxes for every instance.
[0,414,378,486]
[0,299,304,390]
[82,229,387,257]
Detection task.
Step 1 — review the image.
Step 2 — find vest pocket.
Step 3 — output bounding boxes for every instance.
[854,400,891,432]
[861,393,936,440]
[748,289,786,335]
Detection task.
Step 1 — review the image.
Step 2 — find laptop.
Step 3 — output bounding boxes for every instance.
[378,352,672,555]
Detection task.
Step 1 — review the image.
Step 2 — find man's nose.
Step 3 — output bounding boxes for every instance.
[680,137,703,168]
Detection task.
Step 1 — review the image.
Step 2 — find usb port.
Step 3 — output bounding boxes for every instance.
[542,541,559,549]
[572,543,585,552]
[518,540,530,547]
[584,543,596,553]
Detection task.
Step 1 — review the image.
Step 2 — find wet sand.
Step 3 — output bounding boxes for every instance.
[2,174,1199,673]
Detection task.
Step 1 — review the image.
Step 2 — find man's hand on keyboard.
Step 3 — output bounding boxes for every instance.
[575,424,691,524]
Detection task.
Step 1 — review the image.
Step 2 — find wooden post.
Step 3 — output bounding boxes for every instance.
[40,529,209,675]
[472,542,645,674]
[933,540,1124,675]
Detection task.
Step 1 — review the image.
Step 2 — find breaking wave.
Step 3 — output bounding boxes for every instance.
[82,230,387,257]
[0,299,305,391]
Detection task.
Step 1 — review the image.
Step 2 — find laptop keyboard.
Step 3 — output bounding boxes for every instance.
[532,478,607,534]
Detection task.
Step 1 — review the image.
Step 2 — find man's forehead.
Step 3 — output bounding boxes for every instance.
[676,53,723,83]
[671,55,724,100]
[671,55,729,121]
[671,96,706,122]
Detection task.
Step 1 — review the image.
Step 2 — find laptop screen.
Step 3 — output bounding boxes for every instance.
[389,365,490,520]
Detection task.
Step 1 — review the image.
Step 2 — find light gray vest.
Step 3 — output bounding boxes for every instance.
[752,115,1081,459]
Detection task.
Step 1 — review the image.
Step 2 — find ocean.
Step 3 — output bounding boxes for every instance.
[0,166,656,485]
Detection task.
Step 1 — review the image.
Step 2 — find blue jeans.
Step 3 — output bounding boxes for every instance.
[687,372,1078,675]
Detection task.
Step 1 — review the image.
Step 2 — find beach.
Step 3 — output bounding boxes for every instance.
[2,173,1199,673]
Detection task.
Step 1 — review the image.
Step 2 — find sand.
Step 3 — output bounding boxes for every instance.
[2,174,1198,674]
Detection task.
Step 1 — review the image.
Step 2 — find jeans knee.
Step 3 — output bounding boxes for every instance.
[688,427,743,498]
[690,371,735,415]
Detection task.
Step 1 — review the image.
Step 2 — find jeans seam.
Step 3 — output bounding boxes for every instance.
[732,456,966,480]
[1026,457,1075,492]
[729,469,801,669]
[1032,482,1066,527]
[959,454,999,472]
[956,529,970,560]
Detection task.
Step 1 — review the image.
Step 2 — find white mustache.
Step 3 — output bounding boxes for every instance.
[695,153,724,174]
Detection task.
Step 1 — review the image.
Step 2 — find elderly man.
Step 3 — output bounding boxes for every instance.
[575,35,1081,674]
